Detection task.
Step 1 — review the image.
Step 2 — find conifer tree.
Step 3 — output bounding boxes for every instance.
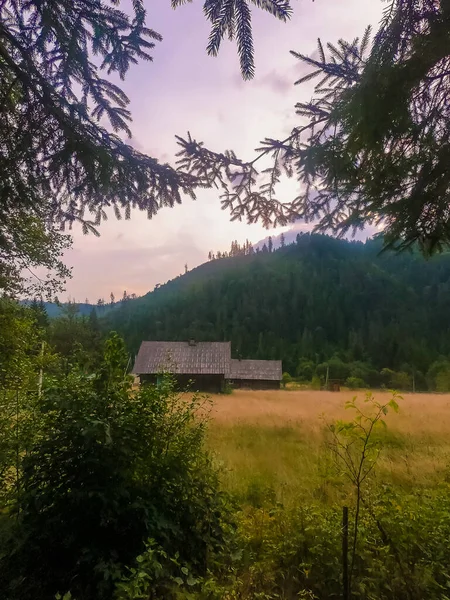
[177,1,450,253]
[0,0,292,295]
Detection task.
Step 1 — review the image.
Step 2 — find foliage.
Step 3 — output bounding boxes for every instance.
[0,214,72,297]
[281,371,292,388]
[0,334,232,600]
[296,358,315,381]
[104,234,450,386]
[0,0,291,293]
[380,367,412,391]
[188,0,293,80]
[231,485,450,600]
[0,299,49,509]
[48,303,104,372]
[311,374,321,390]
[222,380,234,395]
[426,358,450,392]
[326,392,400,594]
[115,534,243,600]
[345,376,365,389]
[177,1,450,252]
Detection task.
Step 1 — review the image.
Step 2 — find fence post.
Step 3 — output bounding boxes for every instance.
[343,506,349,600]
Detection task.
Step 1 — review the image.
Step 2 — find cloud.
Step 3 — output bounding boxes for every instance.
[259,70,293,94]
[128,136,170,162]
[231,64,300,95]
[64,238,206,301]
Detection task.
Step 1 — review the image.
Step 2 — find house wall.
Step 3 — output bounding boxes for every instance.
[229,379,280,390]
[138,374,225,393]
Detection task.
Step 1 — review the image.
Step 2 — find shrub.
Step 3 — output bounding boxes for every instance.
[222,380,234,394]
[311,375,321,390]
[281,372,292,388]
[317,356,350,382]
[345,376,366,389]
[296,359,315,381]
[0,334,233,600]
[348,361,380,387]
[427,359,450,392]
[380,368,412,391]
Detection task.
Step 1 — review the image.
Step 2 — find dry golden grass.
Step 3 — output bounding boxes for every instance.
[206,389,450,505]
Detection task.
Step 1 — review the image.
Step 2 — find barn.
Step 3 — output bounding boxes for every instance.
[132,340,282,392]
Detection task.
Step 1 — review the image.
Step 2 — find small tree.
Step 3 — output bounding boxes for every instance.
[326,392,400,594]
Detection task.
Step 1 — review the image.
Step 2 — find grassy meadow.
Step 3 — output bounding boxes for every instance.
[206,389,450,506]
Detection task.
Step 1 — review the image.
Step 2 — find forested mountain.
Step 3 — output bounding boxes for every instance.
[103,234,450,388]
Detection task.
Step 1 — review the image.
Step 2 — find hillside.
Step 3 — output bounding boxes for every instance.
[103,234,450,383]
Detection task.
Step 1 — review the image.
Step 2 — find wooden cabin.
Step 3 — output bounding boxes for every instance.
[132,340,282,392]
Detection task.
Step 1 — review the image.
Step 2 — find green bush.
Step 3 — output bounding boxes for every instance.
[230,486,450,600]
[427,359,450,392]
[345,376,366,389]
[281,372,292,388]
[348,361,380,387]
[222,380,234,394]
[380,368,412,391]
[317,356,350,382]
[0,334,233,600]
[311,375,321,390]
[296,359,315,381]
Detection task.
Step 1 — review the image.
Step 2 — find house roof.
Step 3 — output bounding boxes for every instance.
[133,341,231,376]
[229,359,282,381]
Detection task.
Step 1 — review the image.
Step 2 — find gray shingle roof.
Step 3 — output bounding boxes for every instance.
[133,341,231,376]
[133,341,282,381]
[229,359,282,381]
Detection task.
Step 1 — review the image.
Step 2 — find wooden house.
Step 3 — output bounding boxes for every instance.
[132,340,282,392]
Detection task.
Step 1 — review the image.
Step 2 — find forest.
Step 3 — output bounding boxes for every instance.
[103,234,450,392]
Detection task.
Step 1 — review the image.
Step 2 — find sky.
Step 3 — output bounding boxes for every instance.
[62,0,384,302]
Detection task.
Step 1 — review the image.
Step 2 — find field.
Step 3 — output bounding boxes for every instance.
[206,389,450,505]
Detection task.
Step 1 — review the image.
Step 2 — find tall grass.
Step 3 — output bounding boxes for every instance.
[207,390,450,506]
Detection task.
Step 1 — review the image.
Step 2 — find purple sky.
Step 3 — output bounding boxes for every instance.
[63,0,383,302]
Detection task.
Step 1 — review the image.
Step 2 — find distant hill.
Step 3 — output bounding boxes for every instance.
[22,301,113,318]
[102,234,450,377]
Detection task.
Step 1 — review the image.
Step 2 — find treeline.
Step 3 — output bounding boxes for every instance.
[208,238,256,260]
[105,234,450,391]
[208,233,288,260]
[25,299,105,371]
